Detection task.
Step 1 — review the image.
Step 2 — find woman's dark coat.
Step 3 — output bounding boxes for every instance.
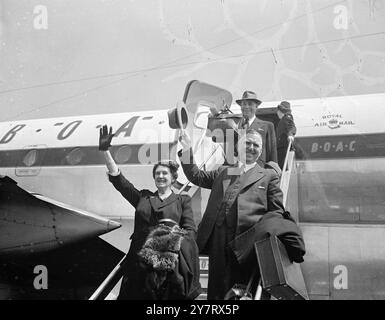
[108,172,201,300]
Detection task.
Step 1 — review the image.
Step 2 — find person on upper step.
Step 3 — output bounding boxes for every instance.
[276,101,296,169]
[236,91,277,166]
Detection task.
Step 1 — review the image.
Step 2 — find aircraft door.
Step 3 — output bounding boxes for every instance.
[255,107,280,131]
[182,80,232,165]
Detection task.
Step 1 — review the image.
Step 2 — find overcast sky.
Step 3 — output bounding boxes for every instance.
[0,0,384,121]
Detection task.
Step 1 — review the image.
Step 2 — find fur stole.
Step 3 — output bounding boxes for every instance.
[138,223,187,298]
[138,223,187,271]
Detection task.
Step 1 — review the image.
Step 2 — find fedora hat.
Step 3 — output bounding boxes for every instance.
[168,101,188,129]
[236,91,262,106]
[277,101,291,113]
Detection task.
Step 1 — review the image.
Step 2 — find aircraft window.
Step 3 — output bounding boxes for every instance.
[298,158,385,223]
[66,148,85,166]
[115,145,132,164]
[23,149,38,167]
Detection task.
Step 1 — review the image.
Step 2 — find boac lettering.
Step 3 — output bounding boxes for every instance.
[0,124,26,144]
[114,116,140,138]
[57,120,82,140]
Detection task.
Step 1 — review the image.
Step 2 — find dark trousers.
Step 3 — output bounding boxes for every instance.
[207,219,261,300]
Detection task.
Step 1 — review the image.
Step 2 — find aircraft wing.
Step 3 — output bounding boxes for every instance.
[0,175,125,299]
[0,175,121,256]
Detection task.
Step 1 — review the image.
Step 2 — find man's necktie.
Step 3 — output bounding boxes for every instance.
[241,117,249,129]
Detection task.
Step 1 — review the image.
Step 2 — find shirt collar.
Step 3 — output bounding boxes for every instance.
[238,161,256,173]
[248,115,256,126]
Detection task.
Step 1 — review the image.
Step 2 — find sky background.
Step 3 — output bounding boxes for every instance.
[0,0,384,121]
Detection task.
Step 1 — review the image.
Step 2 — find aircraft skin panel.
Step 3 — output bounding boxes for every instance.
[301,224,385,300]
[328,227,385,300]
[230,93,385,137]
[289,93,385,138]
[297,158,385,224]
[297,148,385,299]
[300,225,330,296]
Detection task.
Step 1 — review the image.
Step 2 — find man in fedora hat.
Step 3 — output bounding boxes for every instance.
[276,101,296,169]
[236,91,277,166]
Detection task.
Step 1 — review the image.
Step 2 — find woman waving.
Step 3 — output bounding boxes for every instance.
[99,125,201,300]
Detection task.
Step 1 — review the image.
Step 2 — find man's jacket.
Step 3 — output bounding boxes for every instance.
[179,149,305,264]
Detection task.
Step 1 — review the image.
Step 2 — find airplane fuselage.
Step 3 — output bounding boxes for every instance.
[1,88,385,299]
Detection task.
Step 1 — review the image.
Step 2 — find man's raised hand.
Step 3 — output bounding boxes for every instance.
[179,130,192,151]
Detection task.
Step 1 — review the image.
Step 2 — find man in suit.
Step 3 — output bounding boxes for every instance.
[276,101,296,169]
[178,129,286,300]
[236,91,277,166]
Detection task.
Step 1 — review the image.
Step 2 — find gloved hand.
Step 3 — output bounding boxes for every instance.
[99,125,114,151]
[178,130,192,151]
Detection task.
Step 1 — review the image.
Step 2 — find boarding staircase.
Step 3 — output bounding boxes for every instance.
[280,140,299,215]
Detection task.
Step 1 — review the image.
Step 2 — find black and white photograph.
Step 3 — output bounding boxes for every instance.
[0,0,384,303]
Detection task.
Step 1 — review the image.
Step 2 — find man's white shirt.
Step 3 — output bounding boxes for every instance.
[107,169,120,177]
[239,161,256,174]
[247,115,256,128]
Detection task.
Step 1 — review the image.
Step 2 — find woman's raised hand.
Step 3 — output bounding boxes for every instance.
[99,125,115,151]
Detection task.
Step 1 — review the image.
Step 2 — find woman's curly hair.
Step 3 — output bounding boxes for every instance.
[152,160,179,181]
